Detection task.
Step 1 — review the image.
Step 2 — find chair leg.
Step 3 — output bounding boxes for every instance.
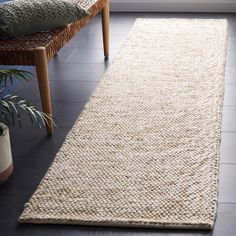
[102,0,109,59]
[34,47,53,135]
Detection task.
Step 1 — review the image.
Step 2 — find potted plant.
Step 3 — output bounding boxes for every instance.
[0,69,51,184]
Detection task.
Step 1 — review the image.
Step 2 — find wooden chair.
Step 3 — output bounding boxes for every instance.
[0,0,109,135]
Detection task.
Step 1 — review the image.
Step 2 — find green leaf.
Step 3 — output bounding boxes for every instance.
[0,69,54,129]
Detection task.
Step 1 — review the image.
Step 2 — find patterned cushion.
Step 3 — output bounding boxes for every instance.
[0,0,89,37]
[75,0,98,10]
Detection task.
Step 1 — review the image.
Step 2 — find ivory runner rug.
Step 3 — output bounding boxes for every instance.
[19,19,228,229]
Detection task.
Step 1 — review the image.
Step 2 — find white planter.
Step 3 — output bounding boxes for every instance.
[0,123,13,184]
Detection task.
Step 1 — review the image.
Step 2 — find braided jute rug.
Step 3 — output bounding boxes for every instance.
[19,19,228,229]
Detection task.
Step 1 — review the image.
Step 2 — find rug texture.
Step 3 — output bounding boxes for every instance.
[19,18,228,229]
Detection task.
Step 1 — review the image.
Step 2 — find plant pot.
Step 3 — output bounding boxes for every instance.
[0,123,13,184]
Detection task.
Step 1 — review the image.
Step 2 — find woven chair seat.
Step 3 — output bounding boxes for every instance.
[0,0,105,65]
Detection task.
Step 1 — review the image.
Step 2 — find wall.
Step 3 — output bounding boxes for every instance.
[1,0,235,12]
[110,0,236,12]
